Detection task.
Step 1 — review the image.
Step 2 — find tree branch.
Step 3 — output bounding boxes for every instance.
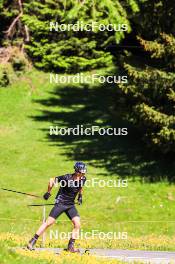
[4,0,30,49]
[24,25,30,42]
[5,0,24,37]
[18,0,23,13]
[4,13,22,37]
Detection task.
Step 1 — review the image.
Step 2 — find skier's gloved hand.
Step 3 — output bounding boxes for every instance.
[43,192,51,200]
[77,193,82,205]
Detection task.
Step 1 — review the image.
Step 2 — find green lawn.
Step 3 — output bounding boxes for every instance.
[0,69,175,258]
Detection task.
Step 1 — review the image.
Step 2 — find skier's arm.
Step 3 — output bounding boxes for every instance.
[48,178,55,193]
[77,188,83,205]
[43,178,55,200]
[77,176,86,204]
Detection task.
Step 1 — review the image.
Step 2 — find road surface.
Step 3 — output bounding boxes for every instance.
[14,247,175,263]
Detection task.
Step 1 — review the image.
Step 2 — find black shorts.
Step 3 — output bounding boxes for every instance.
[49,203,79,220]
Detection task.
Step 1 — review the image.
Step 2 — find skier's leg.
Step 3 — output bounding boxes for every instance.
[36,216,56,236]
[27,216,55,250]
[65,206,80,252]
[71,216,81,240]
[27,204,64,250]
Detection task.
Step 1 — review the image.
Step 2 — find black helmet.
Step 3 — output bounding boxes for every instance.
[74,161,87,173]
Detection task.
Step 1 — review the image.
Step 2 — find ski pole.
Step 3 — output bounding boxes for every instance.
[1,188,42,198]
[28,202,80,206]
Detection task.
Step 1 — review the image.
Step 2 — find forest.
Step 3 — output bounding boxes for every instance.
[0,0,174,155]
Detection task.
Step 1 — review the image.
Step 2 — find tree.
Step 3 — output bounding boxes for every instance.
[0,0,140,72]
[119,33,175,153]
[133,0,175,39]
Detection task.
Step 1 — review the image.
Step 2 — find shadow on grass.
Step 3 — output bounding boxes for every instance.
[32,82,175,182]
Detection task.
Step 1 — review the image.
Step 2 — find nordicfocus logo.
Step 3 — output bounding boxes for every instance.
[49,230,128,240]
[53,178,128,188]
[50,125,128,136]
[50,21,128,32]
[50,73,128,84]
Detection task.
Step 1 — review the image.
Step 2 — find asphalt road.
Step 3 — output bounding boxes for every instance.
[21,248,175,263]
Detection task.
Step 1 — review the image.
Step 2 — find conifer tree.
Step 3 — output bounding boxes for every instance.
[0,0,140,72]
[119,33,175,153]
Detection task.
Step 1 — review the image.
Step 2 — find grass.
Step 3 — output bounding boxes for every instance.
[0,242,49,264]
[0,242,125,264]
[0,234,127,264]
[0,69,175,263]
